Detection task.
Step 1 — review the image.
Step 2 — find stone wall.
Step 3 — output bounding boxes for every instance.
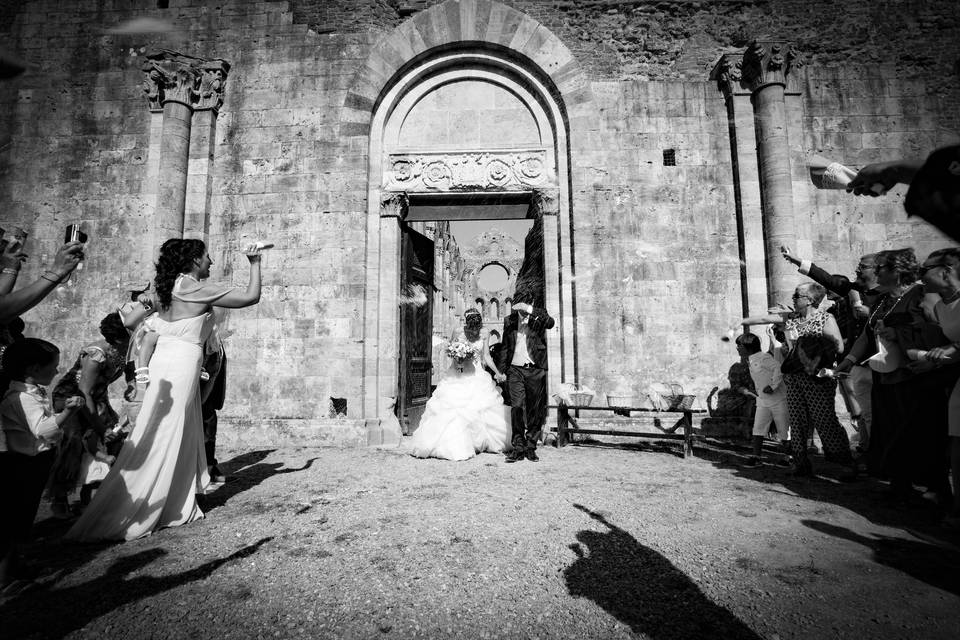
[569,79,742,401]
[285,0,960,132]
[0,0,376,445]
[0,0,957,442]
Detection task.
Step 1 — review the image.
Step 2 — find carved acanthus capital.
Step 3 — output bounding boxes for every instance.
[196,60,231,113]
[710,53,744,97]
[380,191,409,219]
[741,41,803,93]
[142,50,231,113]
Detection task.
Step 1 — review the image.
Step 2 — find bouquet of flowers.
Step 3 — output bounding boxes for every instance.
[446,340,476,364]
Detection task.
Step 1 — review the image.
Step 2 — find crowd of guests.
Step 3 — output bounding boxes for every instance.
[0,234,262,596]
[730,146,960,531]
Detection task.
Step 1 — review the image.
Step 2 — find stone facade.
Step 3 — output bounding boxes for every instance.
[0,0,956,445]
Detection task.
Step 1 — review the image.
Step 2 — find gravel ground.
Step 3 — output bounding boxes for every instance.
[3,439,960,640]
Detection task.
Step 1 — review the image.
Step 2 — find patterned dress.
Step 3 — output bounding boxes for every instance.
[783,311,853,472]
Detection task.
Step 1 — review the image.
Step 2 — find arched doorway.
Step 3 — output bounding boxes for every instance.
[347,0,593,441]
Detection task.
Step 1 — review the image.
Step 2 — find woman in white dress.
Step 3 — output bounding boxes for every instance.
[409,309,510,461]
[67,239,262,542]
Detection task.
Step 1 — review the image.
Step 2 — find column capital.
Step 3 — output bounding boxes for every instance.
[532,189,559,216]
[142,50,231,113]
[710,53,744,98]
[379,191,409,219]
[741,40,803,93]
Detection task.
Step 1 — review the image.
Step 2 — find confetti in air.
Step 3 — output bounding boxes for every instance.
[398,284,429,307]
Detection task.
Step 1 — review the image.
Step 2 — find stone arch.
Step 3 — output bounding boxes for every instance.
[356,0,593,432]
[339,0,593,138]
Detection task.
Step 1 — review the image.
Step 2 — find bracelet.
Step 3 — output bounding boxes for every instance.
[1,267,18,275]
[41,270,62,283]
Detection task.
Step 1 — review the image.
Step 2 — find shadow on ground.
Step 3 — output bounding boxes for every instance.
[0,537,272,638]
[564,504,761,640]
[199,450,317,511]
[803,519,960,596]
[698,437,960,594]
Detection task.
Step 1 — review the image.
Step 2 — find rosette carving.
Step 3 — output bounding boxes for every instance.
[383,150,554,192]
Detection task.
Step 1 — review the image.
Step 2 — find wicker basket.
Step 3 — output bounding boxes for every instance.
[654,383,696,412]
[605,394,634,407]
[665,394,696,411]
[569,391,594,406]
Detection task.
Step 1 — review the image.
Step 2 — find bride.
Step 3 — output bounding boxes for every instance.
[409,309,511,461]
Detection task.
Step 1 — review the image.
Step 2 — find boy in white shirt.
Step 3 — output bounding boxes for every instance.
[0,338,84,595]
[736,333,790,467]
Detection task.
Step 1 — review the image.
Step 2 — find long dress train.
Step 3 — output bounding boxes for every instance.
[409,339,510,461]
[66,313,213,541]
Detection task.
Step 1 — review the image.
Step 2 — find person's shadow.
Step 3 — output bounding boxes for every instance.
[564,504,761,640]
[199,451,317,511]
[803,519,960,596]
[1,537,272,638]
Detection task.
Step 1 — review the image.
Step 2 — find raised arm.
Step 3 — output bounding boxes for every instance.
[847,159,922,196]
[210,253,262,309]
[0,242,83,325]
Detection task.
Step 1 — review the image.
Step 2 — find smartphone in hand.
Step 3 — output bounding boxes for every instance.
[64,224,88,244]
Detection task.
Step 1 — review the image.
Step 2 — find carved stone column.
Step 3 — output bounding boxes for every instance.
[186,61,230,241]
[711,54,766,320]
[142,50,229,247]
[741,40,803,307]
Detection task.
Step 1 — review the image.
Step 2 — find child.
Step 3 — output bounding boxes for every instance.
[0,339,84,595]
[737,332,790,467]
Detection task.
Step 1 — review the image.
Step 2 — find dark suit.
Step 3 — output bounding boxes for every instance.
[497,307,555,453]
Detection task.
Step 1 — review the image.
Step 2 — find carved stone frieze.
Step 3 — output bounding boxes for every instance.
[142,50,230,113]
[383,150,555,192]
[741,41,803,93]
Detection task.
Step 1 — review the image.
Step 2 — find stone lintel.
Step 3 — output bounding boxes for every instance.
[142,49,231,113]
[741,40,803,93]
[380,191,409,219]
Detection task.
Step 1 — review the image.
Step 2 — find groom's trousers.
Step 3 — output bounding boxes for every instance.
[507,364,547,452]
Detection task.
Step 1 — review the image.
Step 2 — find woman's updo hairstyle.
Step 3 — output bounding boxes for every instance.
[464,309,483,330]
[155,238,206,309]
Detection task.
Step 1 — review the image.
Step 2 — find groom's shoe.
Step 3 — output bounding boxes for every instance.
[505,450,523,463]
[525,450,539,462]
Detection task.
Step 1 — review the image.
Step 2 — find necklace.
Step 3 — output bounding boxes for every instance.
[868,283,916,327]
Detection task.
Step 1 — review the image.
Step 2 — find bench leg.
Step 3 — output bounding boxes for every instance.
[683,410,693,459]
[557,406,568,447]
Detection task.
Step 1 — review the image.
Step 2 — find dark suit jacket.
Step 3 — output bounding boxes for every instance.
[497,307,555,372]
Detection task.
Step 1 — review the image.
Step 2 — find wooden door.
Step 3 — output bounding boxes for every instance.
[398,224,434,434]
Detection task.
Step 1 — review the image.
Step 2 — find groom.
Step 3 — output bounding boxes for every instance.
[497,297,555,462]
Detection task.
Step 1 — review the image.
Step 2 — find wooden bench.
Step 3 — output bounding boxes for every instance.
[549,403,708,458]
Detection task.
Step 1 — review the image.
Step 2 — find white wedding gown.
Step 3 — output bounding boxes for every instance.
[409,339,511,461]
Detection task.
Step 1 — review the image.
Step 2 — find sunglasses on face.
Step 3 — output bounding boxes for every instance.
[792,293,811,300]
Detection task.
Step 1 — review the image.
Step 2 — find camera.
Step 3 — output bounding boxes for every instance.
[64,224,88,244]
